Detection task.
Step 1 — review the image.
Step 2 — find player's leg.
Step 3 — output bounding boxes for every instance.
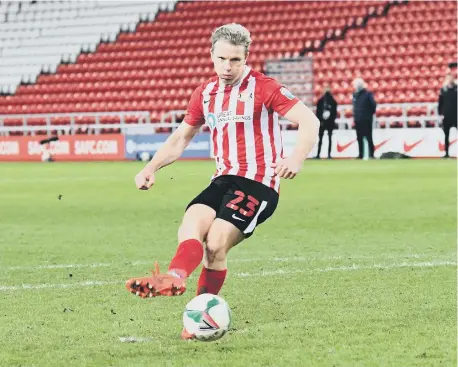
[182,176,279,340]
[126,178,228,298]
[195,219,244,295]
[182,219,245,340]
[195,176,279,296]
[167,204,216,278]
[204,219,244,270]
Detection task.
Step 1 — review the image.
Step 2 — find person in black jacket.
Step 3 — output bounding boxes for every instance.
[315,84,338,159]
[438,73,457,158]
[352,78,377,159]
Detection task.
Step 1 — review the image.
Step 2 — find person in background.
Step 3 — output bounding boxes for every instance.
[315,84,337,159]
[352,78,376,159]
[438,71,457,158]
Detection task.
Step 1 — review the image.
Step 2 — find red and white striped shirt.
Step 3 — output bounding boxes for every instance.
[184,66,299,192]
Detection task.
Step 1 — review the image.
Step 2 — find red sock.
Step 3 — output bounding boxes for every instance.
[196,267,227,295]
[168,239,203,278]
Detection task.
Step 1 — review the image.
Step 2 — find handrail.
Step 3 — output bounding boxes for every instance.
[0,102,442,136]
[0,110,151,136]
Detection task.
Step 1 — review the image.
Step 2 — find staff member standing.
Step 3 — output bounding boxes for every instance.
[352,78,376,159]
[315,84,337,159]
[438,72,457,158]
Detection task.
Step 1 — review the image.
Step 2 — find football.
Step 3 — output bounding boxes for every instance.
[41,151,52,162]
[139,151,151,162]
[182,293,232,342]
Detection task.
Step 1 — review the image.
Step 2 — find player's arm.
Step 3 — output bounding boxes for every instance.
[263,81,319,179]
[135,84,205,190]
[145,121,199,172]
[272,102,319,179]
[135,122,200,190]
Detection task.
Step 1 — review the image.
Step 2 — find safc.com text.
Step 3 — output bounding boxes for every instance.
[74,140,119,155]
[0,141,20,156]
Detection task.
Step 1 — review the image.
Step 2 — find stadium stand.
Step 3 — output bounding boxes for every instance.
[0,1,174,93]
[0,0,456,134]
[313,0,457,127]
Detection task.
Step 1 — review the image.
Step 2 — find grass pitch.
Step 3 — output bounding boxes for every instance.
[0,159,456,367]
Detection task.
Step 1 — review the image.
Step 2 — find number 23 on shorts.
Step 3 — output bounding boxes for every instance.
[226,190,259,218]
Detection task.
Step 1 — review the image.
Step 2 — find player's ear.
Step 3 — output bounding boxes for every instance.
[244,52,249,64]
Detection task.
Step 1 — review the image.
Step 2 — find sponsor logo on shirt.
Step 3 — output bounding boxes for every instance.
[205,111,251,128]
[217,111,251,124]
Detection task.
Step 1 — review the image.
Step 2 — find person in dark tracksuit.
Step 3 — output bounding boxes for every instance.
[352,78,377,159]
[315,84,337,159]
[438,73,457,158]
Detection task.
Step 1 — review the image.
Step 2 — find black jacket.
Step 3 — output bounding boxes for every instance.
[352,89,376,125]
[438,83,457,126]
[316,92,337,127]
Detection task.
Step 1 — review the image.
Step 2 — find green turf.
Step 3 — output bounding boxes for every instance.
[0,160,456,367]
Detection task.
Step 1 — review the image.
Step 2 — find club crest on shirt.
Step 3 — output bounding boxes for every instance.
[280,87,295,100]
[238,91,253,103]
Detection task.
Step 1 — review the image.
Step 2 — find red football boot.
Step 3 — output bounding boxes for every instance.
[125,262,186,298]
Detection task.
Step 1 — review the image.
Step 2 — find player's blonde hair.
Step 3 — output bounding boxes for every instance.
[211,23,252,55]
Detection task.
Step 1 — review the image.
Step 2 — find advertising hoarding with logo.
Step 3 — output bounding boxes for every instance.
[0,134,125,161]
[282,128,457,158]
[125,133,211,160]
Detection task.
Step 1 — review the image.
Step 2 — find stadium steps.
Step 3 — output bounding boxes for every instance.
[309,0,456,106]
[0,1,176,95]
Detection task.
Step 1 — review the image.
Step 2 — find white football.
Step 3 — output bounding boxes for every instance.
[41,151,52,162]
[182,293,231,342]
[140,151,151,162]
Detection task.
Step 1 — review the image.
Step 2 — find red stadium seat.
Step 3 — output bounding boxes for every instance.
[0,0,455,133]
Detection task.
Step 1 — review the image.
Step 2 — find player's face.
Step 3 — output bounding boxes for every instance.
[211,40,247,85]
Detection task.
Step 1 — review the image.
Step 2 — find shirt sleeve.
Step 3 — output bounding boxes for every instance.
[183,85,205,126]
[262,78,300,116]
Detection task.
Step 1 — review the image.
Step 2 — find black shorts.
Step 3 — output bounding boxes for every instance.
[186,175,279,238]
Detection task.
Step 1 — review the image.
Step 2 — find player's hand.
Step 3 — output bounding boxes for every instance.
[135,168,155,190]
[270,157,302,179]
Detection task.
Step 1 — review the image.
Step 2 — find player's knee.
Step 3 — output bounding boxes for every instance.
[205,229,230,263]
[178,205,215,243]
[204,242,227,264]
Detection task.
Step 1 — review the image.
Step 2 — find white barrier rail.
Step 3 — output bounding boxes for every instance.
[164,102,441,130]
[335,102,440,129]
[0,102,442,136]
[0,111,151,136]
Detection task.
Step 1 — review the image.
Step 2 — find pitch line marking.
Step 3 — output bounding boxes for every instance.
[0,260,455,292]
[2,253,453,272]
